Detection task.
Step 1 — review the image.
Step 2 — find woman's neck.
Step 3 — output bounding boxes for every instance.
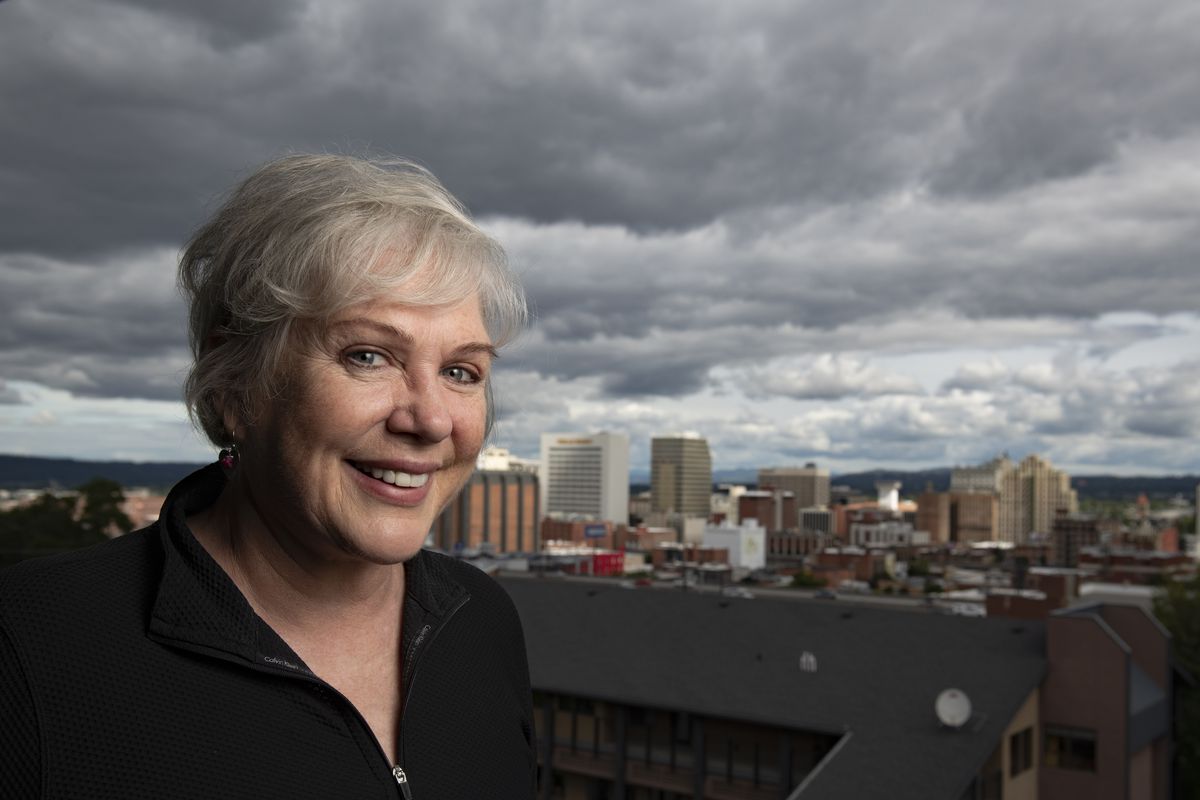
[187,478,406,638]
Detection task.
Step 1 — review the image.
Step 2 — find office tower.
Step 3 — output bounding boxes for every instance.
[950,454,1077,544]
[757,463,831,509]
[539,432,630,524]
[651,433,712,517]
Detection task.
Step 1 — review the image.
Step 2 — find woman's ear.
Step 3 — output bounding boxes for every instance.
[215,392,243,444]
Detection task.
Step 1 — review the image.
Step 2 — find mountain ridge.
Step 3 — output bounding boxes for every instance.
[1,454,1195,501]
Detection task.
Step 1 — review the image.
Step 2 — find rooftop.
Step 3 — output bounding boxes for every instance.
[504,576,1046,799]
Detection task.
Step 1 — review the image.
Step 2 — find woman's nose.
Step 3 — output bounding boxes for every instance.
[386,378,453,442]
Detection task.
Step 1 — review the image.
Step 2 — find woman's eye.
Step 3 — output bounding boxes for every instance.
[346,351,384,368]
[443,365,480,384]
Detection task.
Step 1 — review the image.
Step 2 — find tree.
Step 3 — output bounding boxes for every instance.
[1153,575,1200,796]
[907,559,930,577]
[0,494,103,567]
[0,478,131,568]
[790,571,827,589]
[76,477,133,536]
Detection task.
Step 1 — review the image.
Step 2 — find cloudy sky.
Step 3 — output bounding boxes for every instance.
[2,0,1199,477]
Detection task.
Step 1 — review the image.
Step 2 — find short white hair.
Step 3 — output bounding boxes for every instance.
[180,154,526,446]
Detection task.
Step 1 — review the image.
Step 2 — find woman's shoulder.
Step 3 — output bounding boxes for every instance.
[412,549,523,620]
[414,548,506,593]
[0,527,162,628]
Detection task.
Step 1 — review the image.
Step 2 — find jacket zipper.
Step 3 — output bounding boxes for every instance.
[156,595,470,799]
[392,766,414,800]
[393,592,470,798]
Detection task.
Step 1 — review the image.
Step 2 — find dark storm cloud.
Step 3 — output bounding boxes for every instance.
[929,10,1200,197]
[111,0,301,45]
[5,0,1199,256]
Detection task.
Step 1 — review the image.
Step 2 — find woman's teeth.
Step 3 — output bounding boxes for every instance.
[354,463,430,488]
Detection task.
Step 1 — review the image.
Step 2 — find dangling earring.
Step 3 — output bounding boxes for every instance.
[219,443,240,469]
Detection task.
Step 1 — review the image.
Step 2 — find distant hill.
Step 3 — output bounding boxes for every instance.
[1070,475,1199,501]
[830,468,952,496]
[0,455,205,491]
[2,454,1195,502]
[832,469,1199,502]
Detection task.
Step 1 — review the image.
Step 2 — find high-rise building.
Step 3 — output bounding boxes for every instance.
[950,456,1009,493]
[916,490,999,544]
[430,469,538,553]
[1001,455,1077,542]
[757,463,831,509]
[650,433,712,517]
[539,432,629,524]
[950,454,1077,544]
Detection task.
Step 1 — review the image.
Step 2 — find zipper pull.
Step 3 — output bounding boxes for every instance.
[393,765,414,800]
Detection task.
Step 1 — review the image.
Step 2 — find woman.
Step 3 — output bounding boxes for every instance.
[0,155,537,798]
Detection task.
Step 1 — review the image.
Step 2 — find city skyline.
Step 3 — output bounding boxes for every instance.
[2,1,1199,476]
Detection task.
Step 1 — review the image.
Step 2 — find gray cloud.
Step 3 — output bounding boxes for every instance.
[0,250,189,400]
[0,380,23,405]
[1,0,1198,471]
[738,355,923,401]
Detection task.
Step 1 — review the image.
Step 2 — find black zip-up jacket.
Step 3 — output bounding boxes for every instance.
[0,465,537,799]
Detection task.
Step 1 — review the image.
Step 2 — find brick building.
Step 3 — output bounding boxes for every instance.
[506,580,1177,799]
[429,469,538,553]
[1050,512,1101,566]
[917,491,999,544]
[738,489,797,532]
[540,517,617,551]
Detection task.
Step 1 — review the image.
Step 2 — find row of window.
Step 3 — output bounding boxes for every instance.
[1009,724,1096,777]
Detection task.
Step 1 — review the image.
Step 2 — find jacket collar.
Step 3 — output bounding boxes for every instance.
[146,463,468,677]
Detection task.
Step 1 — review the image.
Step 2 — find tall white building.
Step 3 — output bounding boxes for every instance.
[539,432,630,524]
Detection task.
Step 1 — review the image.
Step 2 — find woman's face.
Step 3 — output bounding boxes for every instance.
[235,291,493,566]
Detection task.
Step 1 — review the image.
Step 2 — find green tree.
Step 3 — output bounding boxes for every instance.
[1153,575,1200,796]
[0,478,131,568]
[76,477,133,536]
[0,493,104,567]
[790,571,827,589]
[907,559,930,577]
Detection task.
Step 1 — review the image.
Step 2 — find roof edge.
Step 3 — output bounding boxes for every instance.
[789,729,854,799]
[1052,606,1133,657]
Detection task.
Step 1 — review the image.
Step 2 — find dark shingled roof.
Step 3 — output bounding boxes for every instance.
[503,578,1047,800]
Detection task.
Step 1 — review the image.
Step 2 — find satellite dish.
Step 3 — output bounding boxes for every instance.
[935,688,972,729]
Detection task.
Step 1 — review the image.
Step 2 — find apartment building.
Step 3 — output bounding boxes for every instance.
[506,579,1175,799]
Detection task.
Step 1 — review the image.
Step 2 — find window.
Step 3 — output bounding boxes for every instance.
[1043,726,1096,771]
[1009,727,1033,776]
